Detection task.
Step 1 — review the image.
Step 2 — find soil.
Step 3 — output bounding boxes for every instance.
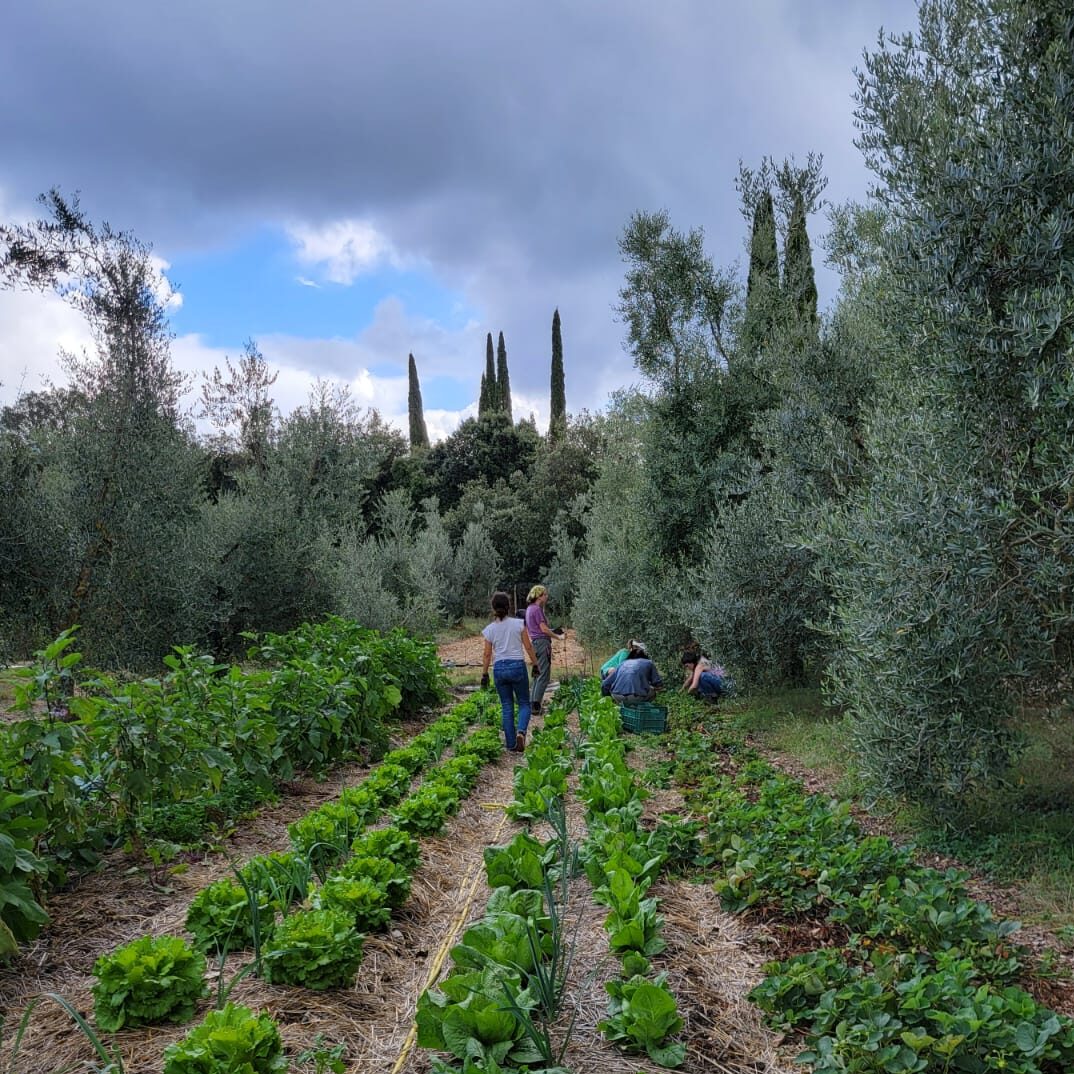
[438,626,597,679]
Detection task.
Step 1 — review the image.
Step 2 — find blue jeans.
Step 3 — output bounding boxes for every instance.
[697,670,725,699]
[493,659,531,749]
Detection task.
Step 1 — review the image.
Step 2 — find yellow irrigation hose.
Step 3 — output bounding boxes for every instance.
[389,806,511,1074]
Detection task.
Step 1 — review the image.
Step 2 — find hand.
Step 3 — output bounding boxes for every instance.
[531,664,539,681]
[480,672,489,690]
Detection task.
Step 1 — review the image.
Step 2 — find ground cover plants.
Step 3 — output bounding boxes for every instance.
[661,698,1074,1074]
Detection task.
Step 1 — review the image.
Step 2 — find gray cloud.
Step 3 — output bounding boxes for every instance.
[0,0,919,414]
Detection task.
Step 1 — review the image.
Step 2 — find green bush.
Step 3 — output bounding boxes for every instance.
[162,1002,287,1074]
[92,934,207,1031]
[261,908,365,990]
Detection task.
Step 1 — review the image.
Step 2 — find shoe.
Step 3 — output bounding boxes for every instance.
[514,731,526,753]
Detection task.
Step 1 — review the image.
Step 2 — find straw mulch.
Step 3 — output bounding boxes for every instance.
[1,697,793,1074]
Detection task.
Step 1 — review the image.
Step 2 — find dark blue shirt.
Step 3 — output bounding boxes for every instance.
[605,658,663,697]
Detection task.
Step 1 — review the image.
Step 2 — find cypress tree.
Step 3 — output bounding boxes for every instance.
[742,190,780,350]
[549,308,566,442]
[407,352,430,450]
[496,331,512,421]
[783,191,818,328]
[479,332,497,416]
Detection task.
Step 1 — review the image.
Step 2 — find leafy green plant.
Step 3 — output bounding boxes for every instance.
[294,1034,346,1074]
[288,803,363,879]
[316,873,391,932]
[483,833,548,892]
[361,762,412,806]
[350,826,420,872]
[0,791,49,954]
[336,854,412,909]
[185,879,275,954]
[240,851,311,911]
[599,973,685,1068]
[162,1002,287,1074]
[416,966,542,1067]
[92,934,207,1031]
[392,783,459,835]
[260,908,365,990]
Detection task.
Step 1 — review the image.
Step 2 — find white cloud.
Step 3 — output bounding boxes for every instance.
[0,288,93,402]
[149,254,183,310]
[286,218,405,285]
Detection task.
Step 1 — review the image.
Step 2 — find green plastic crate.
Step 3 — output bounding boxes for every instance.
[618,701,667,734]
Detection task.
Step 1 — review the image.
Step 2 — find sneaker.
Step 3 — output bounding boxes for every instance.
[514,730,526,753]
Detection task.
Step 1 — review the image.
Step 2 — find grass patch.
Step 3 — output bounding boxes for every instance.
[731,688,1074,929]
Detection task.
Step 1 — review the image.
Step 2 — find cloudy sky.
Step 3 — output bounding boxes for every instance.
[0,1,918,441]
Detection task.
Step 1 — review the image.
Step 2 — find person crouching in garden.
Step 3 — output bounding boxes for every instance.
[481,591,539,752]
[602,642,664,705]
[680,649,729,702]
[525,584,563,718]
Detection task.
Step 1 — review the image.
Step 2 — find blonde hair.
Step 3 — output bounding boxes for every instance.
[527,584,548,602]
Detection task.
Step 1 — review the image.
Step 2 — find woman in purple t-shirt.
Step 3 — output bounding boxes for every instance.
[525,585,563,717]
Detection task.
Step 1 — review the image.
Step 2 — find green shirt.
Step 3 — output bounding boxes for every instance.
[600,648,629,677]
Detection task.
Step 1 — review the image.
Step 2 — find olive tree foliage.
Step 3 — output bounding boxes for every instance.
[814,0,1074,810]
[0,191,205,666]
[199,338,278,475]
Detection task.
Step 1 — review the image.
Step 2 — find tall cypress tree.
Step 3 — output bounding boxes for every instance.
[407,352,430,450]
[549,308,566,442]
[742,190,780,350]
[479,332,497,416]
[783,191,818,328]
[496,331,512,421]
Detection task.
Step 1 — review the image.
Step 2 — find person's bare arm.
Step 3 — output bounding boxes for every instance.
[690,663,704,691]
[482,639,493,676]
[523,632,538,666]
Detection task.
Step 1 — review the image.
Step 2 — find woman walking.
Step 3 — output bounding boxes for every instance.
[525,584,563,717]
[481,591,539,752]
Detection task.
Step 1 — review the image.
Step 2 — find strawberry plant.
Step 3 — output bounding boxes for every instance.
[162,1002,287,1074]
[92,934,207,1031]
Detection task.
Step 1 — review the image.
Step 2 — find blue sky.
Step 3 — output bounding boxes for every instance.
[0,0,921,441]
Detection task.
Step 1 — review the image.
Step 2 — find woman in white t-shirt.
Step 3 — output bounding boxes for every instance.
[481,591,539,752]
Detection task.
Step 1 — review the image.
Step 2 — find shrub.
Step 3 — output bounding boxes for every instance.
[92,934,207,1032]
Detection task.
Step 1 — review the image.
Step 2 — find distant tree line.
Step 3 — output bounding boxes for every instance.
[0,195,600,667]
[570,0,1074,816]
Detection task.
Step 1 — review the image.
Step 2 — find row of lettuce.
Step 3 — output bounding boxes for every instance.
[57,689,504,1073]
[416,678,693,1073]
[1,616,445,955]
[661,709,1074,1074]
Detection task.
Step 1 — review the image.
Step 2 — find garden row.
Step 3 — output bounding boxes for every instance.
[416,677,695,1072]
[1,616,445,955]
[10,689,504,1073]
[659,702,1074,1074]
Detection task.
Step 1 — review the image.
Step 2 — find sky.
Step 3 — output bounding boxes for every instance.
[0,1,919,443]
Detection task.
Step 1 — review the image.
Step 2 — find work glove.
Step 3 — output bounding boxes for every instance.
[480,672,489,690]
[531,664,540,681]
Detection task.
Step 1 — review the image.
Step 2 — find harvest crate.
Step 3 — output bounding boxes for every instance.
[618,701,667,735]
